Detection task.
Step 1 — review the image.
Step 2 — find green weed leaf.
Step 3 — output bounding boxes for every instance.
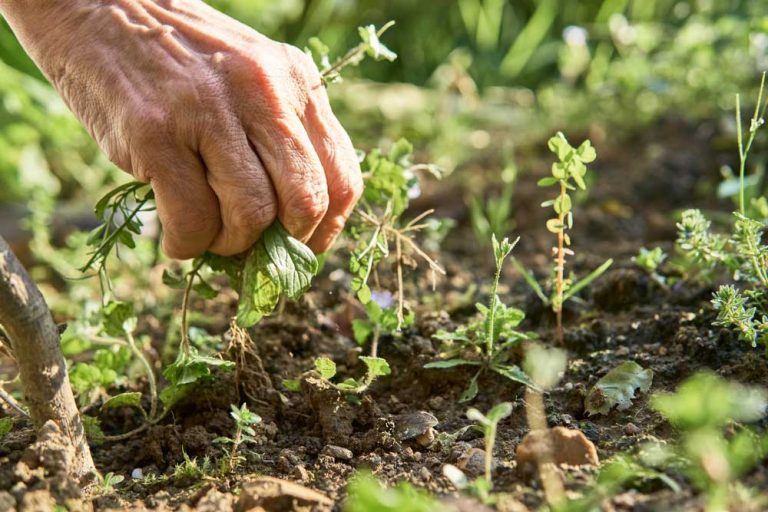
[102,392,142,411]
[360,356,391,379]
[314,357,337,380]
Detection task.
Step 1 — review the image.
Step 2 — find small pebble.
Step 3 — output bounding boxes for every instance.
[624,423,641,436]
[293,464,310,482]
[419,466,432,481]
[131,468,143,480]
[321,445,353,461]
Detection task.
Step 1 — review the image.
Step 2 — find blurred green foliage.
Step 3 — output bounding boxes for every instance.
[0,0,765,204]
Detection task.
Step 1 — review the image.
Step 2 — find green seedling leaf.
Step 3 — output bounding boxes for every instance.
[424,359,481,369]
[360,356,391,379]
[237,222,318,328]
[192,279,217,300]
[347,471,441,512]
[159,383,192,409]
[101,392,142,411]
[101,301,135,337]
[486,402,514,423]
[282,379,301,392]
[263,222,319,299]
[359,24,398,61]
[237,243,281,328]
[491,364,539,390]
[585,361,653,416]
[563,258,614,302]
[314,357,337,380]
[163,348,235,387]
[459,370,481,402]
[162,269,187,289]
[651,371,767,429]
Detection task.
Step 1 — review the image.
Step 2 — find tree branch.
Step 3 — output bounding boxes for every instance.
[0,235,94,480]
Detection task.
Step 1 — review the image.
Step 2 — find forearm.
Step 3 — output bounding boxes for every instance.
[0,0,99,78]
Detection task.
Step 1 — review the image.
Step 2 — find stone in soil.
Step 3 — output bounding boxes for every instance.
[516,427,599,476]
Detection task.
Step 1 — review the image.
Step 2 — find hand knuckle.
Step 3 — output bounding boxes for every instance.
[230,201,276,231]
[287,186,329,223]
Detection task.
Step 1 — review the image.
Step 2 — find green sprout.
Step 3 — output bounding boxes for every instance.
[93,471,125,494]
[513,132,612,343]
[468,161,517,244]
[307,22,397,84]
[650,373,768,512]
[424,235,537,402]
[441,402,513,505]
[214,403,262,473]
[632,247,669,288]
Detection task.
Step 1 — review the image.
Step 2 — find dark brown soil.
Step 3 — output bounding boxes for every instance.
[1,118,767,511]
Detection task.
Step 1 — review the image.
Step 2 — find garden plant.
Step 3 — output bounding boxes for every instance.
[1,2,768,512]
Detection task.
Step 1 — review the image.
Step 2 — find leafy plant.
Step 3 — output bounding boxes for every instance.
[675,77,768,351]
[632,247,669,288]
[442,402,513,505]
[352,291,414,358]
[307,22,397,84]
[425,235,537,402]
[345,471,443,512]
[513,132,612,342]
[93,471,125,494]
[348,138,445,329]
[285,356,391,395]
[214,403,262,473]
[650,372,768,512]
[468,161,517,244]
[584,361,653,416]
[468,402,513,485]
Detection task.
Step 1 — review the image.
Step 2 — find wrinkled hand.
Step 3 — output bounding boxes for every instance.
[1,0,362,257]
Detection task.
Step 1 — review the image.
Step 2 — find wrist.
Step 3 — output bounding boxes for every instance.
[0,1,102,77]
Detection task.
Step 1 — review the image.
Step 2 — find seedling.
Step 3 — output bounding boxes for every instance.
[349,138,445,329]
[214,403,262,473]
[513,132,612,343]
[468,161,517,244]
[441,402,512,505]
[307,22,397,84]
[632,247,669,288]
[93,471,125,494]
[467,402,512,485]
[346,471,442,512]
[424,235,537,402]
[285,356,390,395]
[352,291,414,358]
[650,372,768,512]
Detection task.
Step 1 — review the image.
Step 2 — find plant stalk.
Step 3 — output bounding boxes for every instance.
[555,181,567,344]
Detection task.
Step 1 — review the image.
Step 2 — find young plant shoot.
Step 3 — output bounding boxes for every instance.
[513,132,612,343]
[424,235,537,402]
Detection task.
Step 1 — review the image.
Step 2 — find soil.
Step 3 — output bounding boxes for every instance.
[2,117,767,511]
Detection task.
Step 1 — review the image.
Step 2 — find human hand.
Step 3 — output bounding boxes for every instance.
[0,0,362,258]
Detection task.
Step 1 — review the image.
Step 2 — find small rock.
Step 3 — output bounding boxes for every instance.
[415,429,435,447]
[516,427,599,476]
[293,464,310,482]
[427,396,445,410]
[321,445,353,461]
[131,468,143,480]
[236,477,332,512]
[195,487,234,512]
[624,423,641,436]
[456,448,491,477]
[419,466,431,481]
